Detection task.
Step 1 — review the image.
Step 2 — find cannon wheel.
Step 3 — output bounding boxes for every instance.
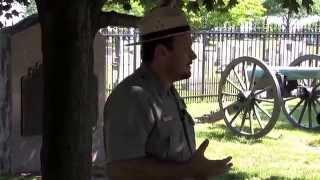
[218,56,281,138]
[282,55,320,130]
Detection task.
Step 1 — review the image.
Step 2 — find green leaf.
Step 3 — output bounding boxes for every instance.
[4,0,14,4]
[11,9,19,16]
[186,1,200,12]
[5,13,12,19]
[217,0,225,7]
[203,0,214,11]
[3,4,12,11]
[123,2,132,11]
[281,0,300,13]
[302,0,314,13]
[227,0,239,8]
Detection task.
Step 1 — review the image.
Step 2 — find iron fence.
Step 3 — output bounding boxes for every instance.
[101,23,320,103]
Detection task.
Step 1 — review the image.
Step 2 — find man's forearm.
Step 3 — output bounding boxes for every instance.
[106,157,194,179]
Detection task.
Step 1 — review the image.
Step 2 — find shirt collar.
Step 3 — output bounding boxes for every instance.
[138,63,171,97]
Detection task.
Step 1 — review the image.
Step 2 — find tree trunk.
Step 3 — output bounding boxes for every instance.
[37,1,94,179]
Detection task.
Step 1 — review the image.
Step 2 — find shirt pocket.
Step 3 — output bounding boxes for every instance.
[145,115,175,159]
[157,114,178,137]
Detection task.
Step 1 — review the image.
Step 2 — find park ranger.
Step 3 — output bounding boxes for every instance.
[103,4,233,180]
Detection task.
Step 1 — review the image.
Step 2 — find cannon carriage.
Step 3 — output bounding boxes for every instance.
[215,54,320,138]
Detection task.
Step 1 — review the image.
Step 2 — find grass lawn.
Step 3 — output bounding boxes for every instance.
[187,102,320,180]
[3,102,319,180]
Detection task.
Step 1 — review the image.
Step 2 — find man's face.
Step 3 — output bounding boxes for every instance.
[167,33,196,81]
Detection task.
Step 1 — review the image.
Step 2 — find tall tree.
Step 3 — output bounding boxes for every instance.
[310,0,320,14]
[263,0,284,15]
[185,0,266,28]
[0,0,315,179]
[24,0,37,16]
[263,0,318,31]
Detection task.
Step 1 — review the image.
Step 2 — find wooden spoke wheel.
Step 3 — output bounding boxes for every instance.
[283,55,320,130]
[218,56,281,138]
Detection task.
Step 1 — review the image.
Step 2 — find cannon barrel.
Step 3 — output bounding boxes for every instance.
[248,66,320,80]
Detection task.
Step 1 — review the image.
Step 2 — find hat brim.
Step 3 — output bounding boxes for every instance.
[125,30,192,46]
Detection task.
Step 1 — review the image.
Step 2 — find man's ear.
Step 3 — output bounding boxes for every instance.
[154,44,170,59]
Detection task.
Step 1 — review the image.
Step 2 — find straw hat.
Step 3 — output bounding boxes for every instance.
[127,6,191,45]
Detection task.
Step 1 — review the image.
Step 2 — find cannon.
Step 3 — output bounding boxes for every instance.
[213,54,320,138]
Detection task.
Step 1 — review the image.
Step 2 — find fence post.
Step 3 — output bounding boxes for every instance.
[133,29,137,70]
[262,19,267,61]
[316,22,320,55]
[201,33,207,101]
[115,35,120,85]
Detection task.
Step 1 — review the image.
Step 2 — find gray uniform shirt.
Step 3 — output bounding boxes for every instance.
[104,64,196,163]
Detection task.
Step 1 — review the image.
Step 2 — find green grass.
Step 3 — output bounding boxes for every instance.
[187,102,320,180]
[4,102,319,179]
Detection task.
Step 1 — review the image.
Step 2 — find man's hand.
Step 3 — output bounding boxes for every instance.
[189,139,233,179]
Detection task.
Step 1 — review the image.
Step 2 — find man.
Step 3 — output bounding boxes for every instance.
[103,5,233,180]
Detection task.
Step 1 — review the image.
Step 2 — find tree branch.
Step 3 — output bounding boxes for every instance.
[98,11,141,28]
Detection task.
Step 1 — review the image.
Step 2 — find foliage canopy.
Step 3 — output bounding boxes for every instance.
[2,0,316,28]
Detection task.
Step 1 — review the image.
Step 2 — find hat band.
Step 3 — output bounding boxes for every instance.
[141,25,190,42]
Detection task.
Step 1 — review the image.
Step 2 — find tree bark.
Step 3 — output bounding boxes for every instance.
[33,0,143,178]
[37,1,95,179]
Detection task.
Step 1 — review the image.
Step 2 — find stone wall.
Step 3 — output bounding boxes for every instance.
[0,19,106,173]
[10,23,43,173]
[0,33,12,174]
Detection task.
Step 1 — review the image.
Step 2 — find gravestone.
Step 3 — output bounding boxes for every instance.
[21,62,43,136]
[0,15,106,174]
